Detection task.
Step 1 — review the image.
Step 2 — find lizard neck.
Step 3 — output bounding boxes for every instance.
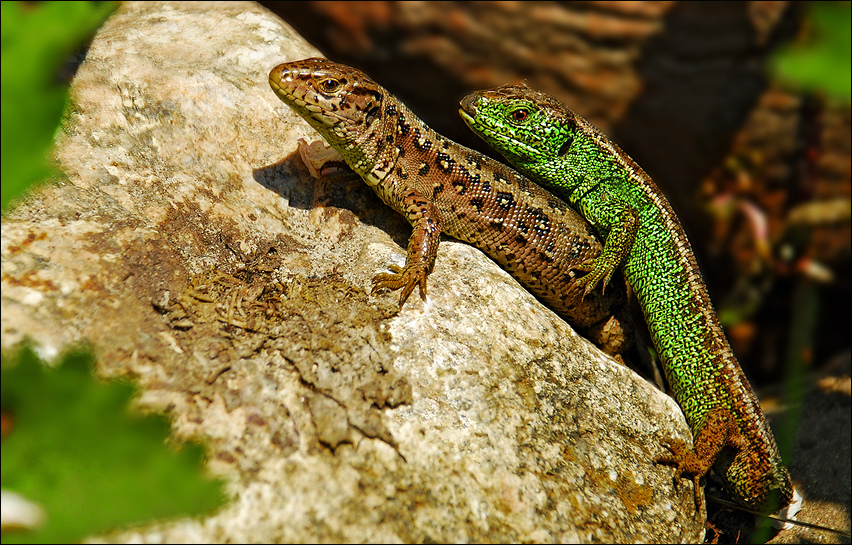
[319,92,401,188]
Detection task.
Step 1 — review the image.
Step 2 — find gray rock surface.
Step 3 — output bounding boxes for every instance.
[1,2,702,542]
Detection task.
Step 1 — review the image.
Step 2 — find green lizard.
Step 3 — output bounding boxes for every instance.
[269,58,629,356]
[459,84,797,517]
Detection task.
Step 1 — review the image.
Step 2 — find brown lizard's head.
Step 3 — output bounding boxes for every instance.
[269,58,388,176]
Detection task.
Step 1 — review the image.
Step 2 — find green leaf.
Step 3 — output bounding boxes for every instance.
[1,347,227,543]
[1,1,118,212]
[771,2,852,100]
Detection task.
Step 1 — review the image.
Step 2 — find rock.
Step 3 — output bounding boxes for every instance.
[1,2,702,542]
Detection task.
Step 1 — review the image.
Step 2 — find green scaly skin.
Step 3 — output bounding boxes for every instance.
[459,84,794,516]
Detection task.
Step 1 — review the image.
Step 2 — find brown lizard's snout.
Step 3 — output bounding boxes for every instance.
[268,64,294,97]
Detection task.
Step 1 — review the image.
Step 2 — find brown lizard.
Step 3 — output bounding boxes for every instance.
[269,58,629,355]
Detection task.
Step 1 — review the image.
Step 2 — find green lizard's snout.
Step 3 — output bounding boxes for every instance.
[458,95,477,117]
[458,96,483,134]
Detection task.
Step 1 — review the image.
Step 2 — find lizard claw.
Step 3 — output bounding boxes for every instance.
[655,439,686,469]
[572,258,615,300]
[371,263,428,309]
[297,138,346,178]
[656,439,705,518]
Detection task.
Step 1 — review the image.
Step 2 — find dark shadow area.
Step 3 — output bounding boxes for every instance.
[253,150,412,251]
[253,151,316,211]
[612,1,801,245]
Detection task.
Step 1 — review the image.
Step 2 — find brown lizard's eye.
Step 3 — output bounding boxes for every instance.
[319,78,342,93]
[511,109,529,122]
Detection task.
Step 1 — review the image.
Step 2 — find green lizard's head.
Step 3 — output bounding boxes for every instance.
[269,58,386,173]
[459,84,580,172]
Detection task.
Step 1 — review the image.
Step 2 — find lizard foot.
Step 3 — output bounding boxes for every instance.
[371,264,428,309]
[297,138,346,178]
[571,257,617,299]
[656,439,706,519]
[583,313,630,357]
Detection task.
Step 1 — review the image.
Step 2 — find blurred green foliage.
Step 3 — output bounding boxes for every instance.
[771,1,852,100]
[2,4,227,541]
[1,1,117,211]
[1,347,227,543]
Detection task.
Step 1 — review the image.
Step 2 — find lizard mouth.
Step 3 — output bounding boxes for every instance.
[458,94,478,122]
[269,71,308,109]
[458,107,541,160]
[458,108,475,126]
[458,103,494,138]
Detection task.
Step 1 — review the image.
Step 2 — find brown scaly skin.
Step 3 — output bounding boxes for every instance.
[269,58,629,355]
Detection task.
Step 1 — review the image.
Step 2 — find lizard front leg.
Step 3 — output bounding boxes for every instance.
[573,196,638,298]
[371,186,444,309]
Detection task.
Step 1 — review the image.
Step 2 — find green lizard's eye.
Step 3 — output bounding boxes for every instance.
[319,77,342,94]
[510,108,529,123]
